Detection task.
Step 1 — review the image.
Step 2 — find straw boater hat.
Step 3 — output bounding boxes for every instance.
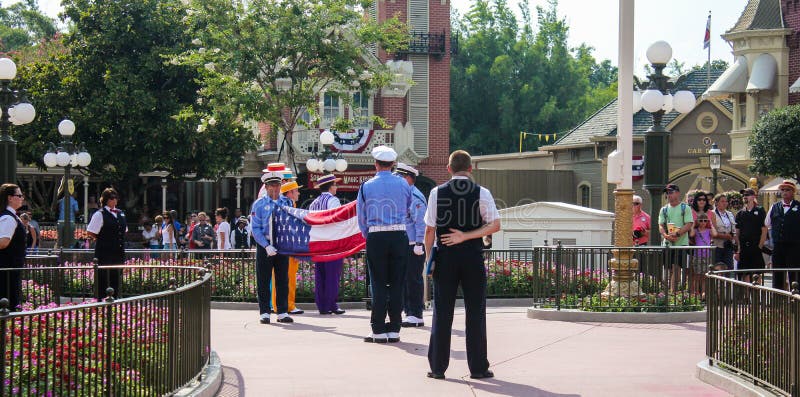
[260,163,286,184]
[394,162,419,178]
[282,166,297,181]
[280,181,302,194]
[778,180,797,192]
[316,173,341,188]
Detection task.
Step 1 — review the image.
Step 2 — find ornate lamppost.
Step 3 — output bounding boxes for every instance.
[637,41,697,245]
[43,120,92,249]
[708,142,721,195]
[0,58,36,184]
[305,130,348,173]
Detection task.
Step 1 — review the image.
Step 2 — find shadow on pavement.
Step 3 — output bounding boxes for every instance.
[217,366,245,397]
[467,377,580,397]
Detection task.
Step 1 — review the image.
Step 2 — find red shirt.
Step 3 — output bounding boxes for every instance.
[633,211,651,246]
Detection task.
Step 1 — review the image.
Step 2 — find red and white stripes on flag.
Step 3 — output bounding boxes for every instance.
[632,156,644,181]
[274,201,366,262]
[703,13,711,49]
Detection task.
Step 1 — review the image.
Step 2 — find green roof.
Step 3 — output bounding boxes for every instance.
[553,68,729,147]
[727,0,784,34]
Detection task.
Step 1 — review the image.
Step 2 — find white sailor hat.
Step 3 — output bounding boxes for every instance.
[371,145,397,162]
[261,171,282,184]
[394,162,418,177]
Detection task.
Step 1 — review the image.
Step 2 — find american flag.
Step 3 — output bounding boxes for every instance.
[703,13,711,49]
[273,201,365,262]
[632,156,644,181]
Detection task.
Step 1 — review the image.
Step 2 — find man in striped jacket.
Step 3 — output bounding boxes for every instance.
[309,173,346,315]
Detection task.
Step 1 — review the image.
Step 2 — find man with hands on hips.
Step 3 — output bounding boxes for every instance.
[395,163,428,328]
[250,170,293,324]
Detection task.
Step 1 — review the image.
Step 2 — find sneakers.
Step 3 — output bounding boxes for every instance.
[259,313,270,324]
[401,316,424,327]
[387,332,400,343]
[332,308,346,315]
[276,313,294,323]
[289,308,305,315]
[363,333,389,343]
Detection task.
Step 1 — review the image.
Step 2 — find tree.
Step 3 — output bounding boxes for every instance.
[14,0,258,211]
[0,0,57,52]
[176,0,408,170]
[749,104,800,180]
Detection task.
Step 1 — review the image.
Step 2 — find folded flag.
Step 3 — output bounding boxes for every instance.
[632,155,644,181]
[273,201,365,262]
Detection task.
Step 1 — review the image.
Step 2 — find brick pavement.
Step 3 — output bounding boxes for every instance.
[210,307,730,397]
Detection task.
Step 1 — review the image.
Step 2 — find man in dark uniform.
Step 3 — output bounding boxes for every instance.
[394,163,428,328]
[357,145,412,343]
[423,150,500,380]
[734,188,766,284]
[87,188,126,299]
[766,180,800,290]
[0,184,27,311]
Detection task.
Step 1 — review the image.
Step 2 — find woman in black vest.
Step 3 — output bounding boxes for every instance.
[86,188,127,299]
[0,184,27,311]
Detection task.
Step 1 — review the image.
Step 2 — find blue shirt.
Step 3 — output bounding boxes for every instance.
[250,195,282,248]
[57,197,79,221]
[406,185,427,243]
[356,171,412,238]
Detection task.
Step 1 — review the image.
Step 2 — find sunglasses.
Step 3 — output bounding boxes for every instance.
[696,198,706,201]
[698,219,709,222]
[11,194,24,198]
[780,188,793,192]
[633,202,641,205]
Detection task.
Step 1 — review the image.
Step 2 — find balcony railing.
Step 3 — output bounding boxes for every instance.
[397,31,447,56]
[289,128,394,158]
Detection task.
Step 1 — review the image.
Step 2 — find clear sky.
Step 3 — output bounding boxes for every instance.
[451,0,748,76]
[15,0,747,76]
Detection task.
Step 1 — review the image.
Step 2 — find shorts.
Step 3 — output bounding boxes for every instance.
[665,247,687,269]
[738,241,765,271]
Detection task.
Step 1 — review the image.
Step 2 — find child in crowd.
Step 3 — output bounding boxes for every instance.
[690,212,717,297]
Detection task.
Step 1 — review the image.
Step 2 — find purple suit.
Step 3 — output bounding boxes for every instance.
[310,192,344,313]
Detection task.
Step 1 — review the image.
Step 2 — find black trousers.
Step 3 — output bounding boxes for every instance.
[0,267,22,311]
[255,244,289,314]
[771,241,800,290]
[366,231,407,334]
[403,245,425,319]
[428,244,489,375]
[96,265,121,300]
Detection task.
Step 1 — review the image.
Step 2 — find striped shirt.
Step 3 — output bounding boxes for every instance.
[310,192,341,211]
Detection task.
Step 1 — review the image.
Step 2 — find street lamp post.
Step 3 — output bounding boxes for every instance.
[305,130,348,174]
[637,41,697,245]
[0,58,36,184]
[708,143,721,196]
[43,120,92,249]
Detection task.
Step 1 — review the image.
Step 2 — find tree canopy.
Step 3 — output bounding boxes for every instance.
[0,0,56,52]
[13,0,258,208]
[450,0,617,155]
[749,104,800,180]
[175,0,408,170]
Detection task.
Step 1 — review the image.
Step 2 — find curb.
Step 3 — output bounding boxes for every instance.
[527,307,706,323]
[695,360,777,397]
[211,298,532,311]
[173,351,222,397]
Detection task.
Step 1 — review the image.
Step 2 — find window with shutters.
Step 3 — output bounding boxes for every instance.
[408,55,429,156]
[321,93,341,127]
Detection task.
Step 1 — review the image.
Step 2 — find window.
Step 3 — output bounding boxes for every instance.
[757,94,773,120]
[578,182,591,207]
[322,93,341,126]
[738,93,747,127]
[351,91,371,129]
[298,108,313,128]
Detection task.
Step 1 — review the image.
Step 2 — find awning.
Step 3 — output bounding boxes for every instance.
[790,76,800,93]
[746,53,777,93]
[702,56,748,99]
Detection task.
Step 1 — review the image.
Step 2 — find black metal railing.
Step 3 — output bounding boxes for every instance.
[397,30,446,55]
[525,245,713,312]
[0,261,211,396]
[706,269,800,396]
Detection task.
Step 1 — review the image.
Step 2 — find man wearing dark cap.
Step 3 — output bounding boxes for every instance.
[395,163,428,328]
[657,184,693,291]
[735,188,766,284]
[765,180,800,290]
[357,145,412,343]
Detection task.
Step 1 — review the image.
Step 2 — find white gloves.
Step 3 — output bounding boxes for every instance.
[266,245,278,256]
[413,244,424,256]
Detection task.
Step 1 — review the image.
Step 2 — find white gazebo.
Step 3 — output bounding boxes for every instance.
[493,202,614,249]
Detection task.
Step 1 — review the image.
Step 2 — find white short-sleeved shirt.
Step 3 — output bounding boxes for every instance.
[86,206,119,234]
[217,221,231,249]
[0,206,20,239]
[424,176,500,228]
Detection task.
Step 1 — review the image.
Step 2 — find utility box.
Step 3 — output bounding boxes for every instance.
[493,202,614,249]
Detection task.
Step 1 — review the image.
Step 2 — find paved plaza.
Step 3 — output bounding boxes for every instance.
[210,306,730,396]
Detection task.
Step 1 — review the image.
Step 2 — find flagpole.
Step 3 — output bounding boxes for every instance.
[706,11,711,89]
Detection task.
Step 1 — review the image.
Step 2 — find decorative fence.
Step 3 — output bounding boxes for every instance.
[706,270,800,397]
[0,257,211,396]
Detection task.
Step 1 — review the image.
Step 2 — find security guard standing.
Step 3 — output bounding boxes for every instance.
[423,150,500,380]
[394,163,427,328]
[86,188,126,299]
[357,145,412,343]
[766,180,800,290]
